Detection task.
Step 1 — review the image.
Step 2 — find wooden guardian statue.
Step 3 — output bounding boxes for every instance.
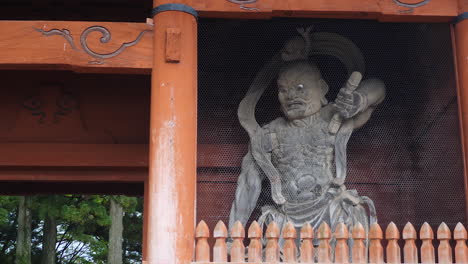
[229,27,386,245]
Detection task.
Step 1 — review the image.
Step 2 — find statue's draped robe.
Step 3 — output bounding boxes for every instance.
[229,106,376,245]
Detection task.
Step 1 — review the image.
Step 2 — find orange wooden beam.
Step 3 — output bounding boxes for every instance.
[0,21,153,74]
[0,1,460,74]
[194,0,457,21]
[0,143,147,167]
[0,168,147,182]
[0,143,246,168]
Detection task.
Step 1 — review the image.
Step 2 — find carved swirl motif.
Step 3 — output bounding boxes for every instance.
[392,0,431,13]
[33,28,79,50]
[23,96,46,124]
[34,26,151,63]
[226,0,259,11]
[80,26,150,60]
[54,87,78,123]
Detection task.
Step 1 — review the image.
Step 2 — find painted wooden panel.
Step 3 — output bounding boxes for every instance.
[0,21,153,74]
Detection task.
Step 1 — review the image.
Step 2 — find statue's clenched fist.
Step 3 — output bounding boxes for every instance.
[334,72,367,119]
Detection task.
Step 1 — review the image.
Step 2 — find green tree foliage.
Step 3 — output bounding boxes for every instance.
[0,195,142,264]
[0,196,18,263]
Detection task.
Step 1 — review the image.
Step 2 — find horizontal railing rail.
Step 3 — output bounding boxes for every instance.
[193,220,468,263]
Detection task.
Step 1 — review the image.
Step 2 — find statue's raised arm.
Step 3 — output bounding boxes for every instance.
[229,27,381,244]
[333,73,386,130]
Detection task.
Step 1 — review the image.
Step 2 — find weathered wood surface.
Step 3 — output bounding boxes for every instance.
[0,167,147,182]
[0,21,153,74]
[144,3,198,263]
[194,221,468,263]
[0,1,459,73]
[0,143,245,168]
[454,0,468,224]
[192,0,457,21]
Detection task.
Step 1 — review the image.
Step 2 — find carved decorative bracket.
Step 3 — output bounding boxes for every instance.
[392,0,431,13]
[34,26,151,64]
[226,0,260,11]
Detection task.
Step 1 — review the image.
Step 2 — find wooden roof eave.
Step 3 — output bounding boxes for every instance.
[0,0,460,74]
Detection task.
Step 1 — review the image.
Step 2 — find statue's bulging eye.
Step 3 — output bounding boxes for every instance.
[297,84,304,90]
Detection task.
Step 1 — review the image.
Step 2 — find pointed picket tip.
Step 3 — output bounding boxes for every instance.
[352,222,366,239]
[454,222,468,240]
[334,222,349,239]
[300,223,314,239]
[231,220,245,238]
[196,220,210,238]
[402,222,417,239]
[386,221,400,239]
[420,222,434,239]
[213,220,228,238]
[369,222,383,239]
[437,222,451,240]
[265,221,280,238]
[248,220,262,238]
[282,221,297,239]
[317,221,331,239]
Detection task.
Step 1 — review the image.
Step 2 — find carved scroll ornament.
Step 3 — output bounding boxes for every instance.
[226,0,259,11]
[34,26,151,64]
[392,0,431,13]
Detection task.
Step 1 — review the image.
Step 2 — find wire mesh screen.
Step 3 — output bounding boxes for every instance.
[196,19,466,232]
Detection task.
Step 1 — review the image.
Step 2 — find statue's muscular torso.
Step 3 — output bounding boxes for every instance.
[262,106,337,203]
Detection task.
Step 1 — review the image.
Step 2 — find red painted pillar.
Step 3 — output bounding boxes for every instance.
[143,1,197,263]
[454,1,468,222]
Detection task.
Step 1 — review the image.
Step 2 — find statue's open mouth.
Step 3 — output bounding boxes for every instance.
[287,101,304,109]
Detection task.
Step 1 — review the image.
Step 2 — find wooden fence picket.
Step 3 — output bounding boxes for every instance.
[420,222,435,264]
[265,221,280,263]
[455,222,468,264]
[334,223,349,264]
[213,220,227,262]
[437,222,452,264]
[195,220,210,262]
[230,220,245,263]
[248,221,262,263]
[386,222,401,264]
[192,220,468,264]
[283,222,297,263]
[317,222,332,264]
[369,223,384,264]
[300,223,314,264]
[403,222,418,264]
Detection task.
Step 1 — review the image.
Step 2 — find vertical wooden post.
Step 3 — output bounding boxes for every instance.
[454,1,468,222]
[420,222,435,264]
[265,222,280,263]
[300,223,314,264]
[386,222,401,264]
[437,222,453,264]
[143,180,149,260]
[213,221,228,262]
[369,223,384,264]
[195,221,210,262]
[282,222,298,263]
[231,221,246,263]
[334,223,350,264]
[144,1,198,263]
[248,221,262,262]
[317,222,332,264]
[352,223,366,264]
[454,222,468,264]
[403,222,418,264]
